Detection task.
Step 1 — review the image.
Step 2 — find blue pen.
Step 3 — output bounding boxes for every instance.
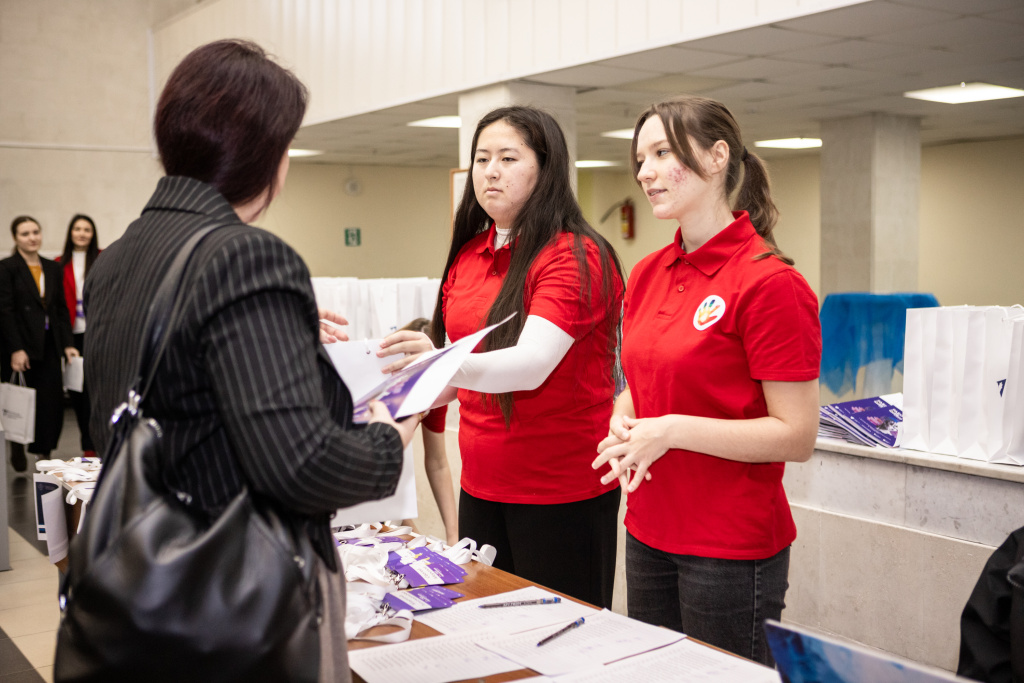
[536,617,585,647]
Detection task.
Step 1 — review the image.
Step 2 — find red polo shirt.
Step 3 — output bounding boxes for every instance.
[443,225,623,504]
[621,212,821,559]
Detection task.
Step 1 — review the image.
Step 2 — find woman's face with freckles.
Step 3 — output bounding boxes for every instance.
[472,120,540,230]
[633,115,716,223]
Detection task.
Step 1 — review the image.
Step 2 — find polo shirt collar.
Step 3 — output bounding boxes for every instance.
[474,221,514,255]
[665,211,758,277]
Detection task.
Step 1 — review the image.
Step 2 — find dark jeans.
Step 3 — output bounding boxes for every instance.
[459,487,620,608]
[626,532,790,667]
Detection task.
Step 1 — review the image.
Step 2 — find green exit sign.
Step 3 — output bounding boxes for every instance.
[344,227,361,246]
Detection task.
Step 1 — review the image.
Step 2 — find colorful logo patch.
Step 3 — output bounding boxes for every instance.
[693,295,725,331]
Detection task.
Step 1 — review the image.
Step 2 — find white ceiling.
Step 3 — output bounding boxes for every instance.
[292,0,1024,169]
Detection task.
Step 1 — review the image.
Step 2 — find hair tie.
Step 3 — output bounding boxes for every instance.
[741,146,749,161]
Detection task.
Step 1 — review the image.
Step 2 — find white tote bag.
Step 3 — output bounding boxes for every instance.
[331,443,417,527]
[1,371,36,445]
[1002,317,1024,464]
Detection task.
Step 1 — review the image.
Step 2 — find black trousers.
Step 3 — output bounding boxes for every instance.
[458,487,620,608]
[69,332,93,451]
[22,330,65,455]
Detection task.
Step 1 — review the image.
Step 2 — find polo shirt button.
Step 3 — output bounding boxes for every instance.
[677,285,684,292]
[491,270,497,276]
[684,260,690,265]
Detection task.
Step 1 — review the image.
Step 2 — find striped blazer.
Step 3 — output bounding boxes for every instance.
[84,176,403,566]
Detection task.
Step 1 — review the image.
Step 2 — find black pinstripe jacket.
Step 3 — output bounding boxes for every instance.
[84,176,403,567]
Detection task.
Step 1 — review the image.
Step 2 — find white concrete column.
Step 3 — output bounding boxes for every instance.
[458,82,577,190]
[820,114,921,296]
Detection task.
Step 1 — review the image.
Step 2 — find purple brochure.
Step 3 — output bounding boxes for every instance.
[383,586,464,612]
[386,547,467,586]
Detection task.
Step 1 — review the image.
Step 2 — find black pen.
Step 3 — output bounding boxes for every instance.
[478,598,562,609]
[536,617,585,647]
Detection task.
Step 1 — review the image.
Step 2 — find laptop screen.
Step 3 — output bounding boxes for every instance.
[764,620,969,683]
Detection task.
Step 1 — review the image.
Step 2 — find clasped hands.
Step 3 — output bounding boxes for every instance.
[593,414,670,494]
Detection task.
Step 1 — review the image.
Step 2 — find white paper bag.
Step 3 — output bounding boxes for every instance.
[33,472,69,563]
[927,307,958,454]
[331,444,417,527]
[955,307,989,460]
[1003,318,1024,464]
[63,356,85,392]
[900,308,934,452]
[1,372,36,445]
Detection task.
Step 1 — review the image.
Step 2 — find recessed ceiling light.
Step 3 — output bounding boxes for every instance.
[407,115,461,128]
[600,129,635,140]
[575,160,619,168]
[288,149,324,157]
[753,138,822,149]
[904,82,1024,104]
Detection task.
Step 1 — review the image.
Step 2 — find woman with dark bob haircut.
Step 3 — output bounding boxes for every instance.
[593,96,821,666]
[70,39,415,681]
[378,106,625,609]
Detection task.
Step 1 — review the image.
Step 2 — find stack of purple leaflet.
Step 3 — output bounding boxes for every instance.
[818,395,902,448]
[386,547,468,587]
[383,586,464,612]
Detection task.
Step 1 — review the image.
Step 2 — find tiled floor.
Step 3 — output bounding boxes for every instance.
[2,410,85,683]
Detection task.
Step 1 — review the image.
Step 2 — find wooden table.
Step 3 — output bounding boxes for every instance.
[348,561,593,682]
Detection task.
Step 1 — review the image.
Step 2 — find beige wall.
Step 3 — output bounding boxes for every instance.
[0,0,195,254]
[920,137,1024,307]
[259,163,453,278]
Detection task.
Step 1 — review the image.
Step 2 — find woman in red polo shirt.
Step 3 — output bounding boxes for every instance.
[380,106,624,608]
[592,96,821,665]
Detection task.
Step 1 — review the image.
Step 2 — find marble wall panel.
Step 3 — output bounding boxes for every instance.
[785,506,995,671]
[904,465,1024,547]
[785,449,907,526]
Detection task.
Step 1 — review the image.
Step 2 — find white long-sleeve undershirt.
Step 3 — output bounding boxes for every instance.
[449,314,574,393]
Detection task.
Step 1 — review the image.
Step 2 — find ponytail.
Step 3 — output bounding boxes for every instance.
[736,150,792,265]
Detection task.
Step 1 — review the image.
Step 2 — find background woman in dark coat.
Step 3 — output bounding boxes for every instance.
[0,215,78,471]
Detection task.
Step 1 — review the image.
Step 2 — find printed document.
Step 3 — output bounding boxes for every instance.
[554,639,781,682]
[478,608,685,676]
[347,629,520,683]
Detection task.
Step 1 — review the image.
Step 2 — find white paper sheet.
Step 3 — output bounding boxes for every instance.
[323,339,392,401]
[553,639,782,682]
[478,609,685,676]
[348,629,521,683]
[324,313,514,421]
[414,586,597,636]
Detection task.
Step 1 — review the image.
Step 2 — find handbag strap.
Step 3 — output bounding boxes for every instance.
[126,222,226,409]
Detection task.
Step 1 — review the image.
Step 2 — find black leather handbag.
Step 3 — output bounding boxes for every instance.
[54,225,322,682]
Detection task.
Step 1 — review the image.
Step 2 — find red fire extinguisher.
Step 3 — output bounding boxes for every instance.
[620,198,634,240]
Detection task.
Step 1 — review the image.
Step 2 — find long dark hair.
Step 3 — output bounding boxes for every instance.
[430,106,623,425]
[154,39,308,211]
[60,214,100,275]
[631,96,792,264]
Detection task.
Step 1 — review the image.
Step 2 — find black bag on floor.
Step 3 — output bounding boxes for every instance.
[54,225,321,682]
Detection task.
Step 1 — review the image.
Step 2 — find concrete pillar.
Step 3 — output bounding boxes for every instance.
[820,113,920,296]
[458,82,577,190]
